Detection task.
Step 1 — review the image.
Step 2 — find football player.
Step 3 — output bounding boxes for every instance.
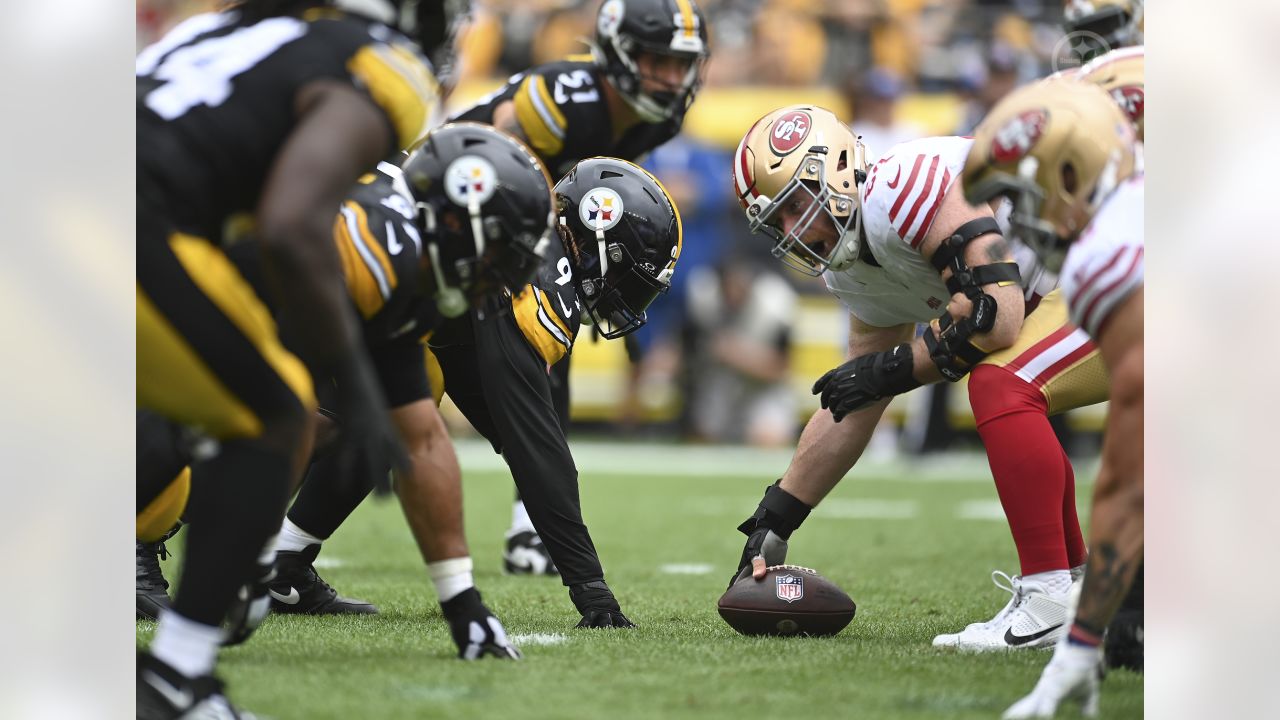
[136,0,439,715]
[961,80,1143,719]
[427,156,682,627]
[728,105,1115,651]
[138,123,554,659]
[449,0,709,572]
[263,0,709,585]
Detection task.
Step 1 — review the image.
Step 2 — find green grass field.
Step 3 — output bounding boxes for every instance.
[137,441,1141,719]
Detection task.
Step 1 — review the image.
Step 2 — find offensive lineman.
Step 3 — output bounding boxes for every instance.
[727,105,1114,650]
[136,0,438,715]
[962,80,1144,719]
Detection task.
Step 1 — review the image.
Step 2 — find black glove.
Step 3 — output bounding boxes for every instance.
[324,353,411,496]
[222,558,275,647]
[731,481,813,588]
[440,588,522,660]
[569,581,635,629]
[812,342,921,422]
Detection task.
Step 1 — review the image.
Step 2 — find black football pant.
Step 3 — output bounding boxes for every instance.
[432,305,604,586]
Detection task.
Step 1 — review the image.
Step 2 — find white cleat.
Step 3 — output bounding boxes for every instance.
[933,571,1071,652]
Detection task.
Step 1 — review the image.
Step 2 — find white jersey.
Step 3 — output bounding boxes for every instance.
[1060,175,1145,339]
[823,136,975,327]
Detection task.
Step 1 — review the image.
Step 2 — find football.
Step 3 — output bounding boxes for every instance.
[717,565,857,637]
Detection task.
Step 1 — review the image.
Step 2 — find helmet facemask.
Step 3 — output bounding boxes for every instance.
[564,221,669,339]
[747,153,861,277]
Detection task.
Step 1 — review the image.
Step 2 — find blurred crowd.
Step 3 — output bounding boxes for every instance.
[136,0,1091,453]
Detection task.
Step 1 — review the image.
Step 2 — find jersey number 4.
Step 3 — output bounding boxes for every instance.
[139,17,306,120]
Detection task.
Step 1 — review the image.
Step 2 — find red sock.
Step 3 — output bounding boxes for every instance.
[968,365,1079,576]
[1060,445,1088,568]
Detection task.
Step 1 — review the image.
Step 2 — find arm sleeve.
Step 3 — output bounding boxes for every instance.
[465,306,605,586]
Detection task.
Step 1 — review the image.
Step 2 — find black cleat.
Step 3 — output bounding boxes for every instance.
[502,530,559,576]
[137,652,255,720]
[137,539,172,621]
[267,544,377,615]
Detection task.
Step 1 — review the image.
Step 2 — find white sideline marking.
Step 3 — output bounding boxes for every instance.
[813,499,919,520]
[659,563,714,575]
[312,556,345,569]
[450,438,1068,483]
[509,632,568,646]
[956,500,1008,521]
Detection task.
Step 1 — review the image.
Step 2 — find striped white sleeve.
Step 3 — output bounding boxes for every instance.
[1061,237,1144,339]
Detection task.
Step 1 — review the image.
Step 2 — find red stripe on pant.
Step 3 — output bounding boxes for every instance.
[967,364,1087,576]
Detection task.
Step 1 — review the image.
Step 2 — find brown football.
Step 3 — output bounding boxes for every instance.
[717,565,856,637]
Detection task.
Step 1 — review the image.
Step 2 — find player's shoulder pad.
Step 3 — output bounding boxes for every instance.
[862,136,971,251]
[314,11,441,152]
[512,57,608,160]
[333,167,424,320]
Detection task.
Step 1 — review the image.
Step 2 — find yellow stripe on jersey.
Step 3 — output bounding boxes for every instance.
[536,287,573,341]
[334,201,398,319]
[356,172,377,184]
[511,285,572,366]
[347,43,441,150]
[513,74,567,158]
[565,53,595,63]
[674,0,696,38]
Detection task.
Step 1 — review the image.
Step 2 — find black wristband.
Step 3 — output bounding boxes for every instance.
[737,481,812,540]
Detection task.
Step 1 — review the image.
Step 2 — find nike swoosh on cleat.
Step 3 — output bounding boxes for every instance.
[1004,623,1063,646]
[269,587,301,605]
[142,670,194,709]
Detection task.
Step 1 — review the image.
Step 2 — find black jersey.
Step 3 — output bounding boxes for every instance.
[136,8,439,239]
[451,57,681,178]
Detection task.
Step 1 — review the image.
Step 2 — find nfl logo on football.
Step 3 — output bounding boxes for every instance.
[775,574,804,603]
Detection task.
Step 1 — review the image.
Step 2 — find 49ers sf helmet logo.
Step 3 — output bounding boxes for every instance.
[1110,86,1144,125]
[990,108,1049,163]
[769,110,812,156]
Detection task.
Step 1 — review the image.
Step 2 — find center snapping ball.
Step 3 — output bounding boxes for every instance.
[717,565,856,637]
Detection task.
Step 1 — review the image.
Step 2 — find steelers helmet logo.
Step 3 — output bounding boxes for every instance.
[444,156,499,207]
[990,109,1048,164]
[598,0,625,37]
[581,187,624,231]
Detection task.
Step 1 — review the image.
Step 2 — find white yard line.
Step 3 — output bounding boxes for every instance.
[452,438,1085,483]
[509,632,568,646]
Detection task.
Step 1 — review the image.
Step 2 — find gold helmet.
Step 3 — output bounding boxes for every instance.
[732,105,868,276]
[962,78,1138,272]
[1079,45,1145,141]
[1063,0,1144,59]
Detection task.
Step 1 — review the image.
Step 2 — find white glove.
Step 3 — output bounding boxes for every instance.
[1003,638,1103,719]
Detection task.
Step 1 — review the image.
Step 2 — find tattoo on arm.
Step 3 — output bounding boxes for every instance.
[1074,542,1139,633]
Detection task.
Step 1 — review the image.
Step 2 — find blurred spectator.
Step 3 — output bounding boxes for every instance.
[845,66,925,163]
[953,40,1026,133]
[682,258,798,447]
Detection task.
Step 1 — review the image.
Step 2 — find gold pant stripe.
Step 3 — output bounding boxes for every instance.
[167,233,316,414]
[137,467,190,541]
[137,285,265,438]
[979,288,1109,415]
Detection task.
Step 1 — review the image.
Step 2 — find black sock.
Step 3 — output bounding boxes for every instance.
[173,440,292,627]
[285,444,374,539]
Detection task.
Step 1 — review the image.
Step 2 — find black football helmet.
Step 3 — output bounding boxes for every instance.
[397,122,555,317]
[554,157,682,339]
[593,0,710,122]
